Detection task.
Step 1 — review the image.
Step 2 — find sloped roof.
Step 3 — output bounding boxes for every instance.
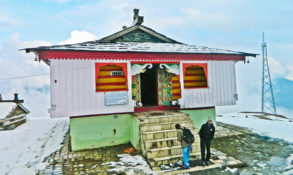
[25,42,257,57]
[0,102,30,119]
[98,25,181,43]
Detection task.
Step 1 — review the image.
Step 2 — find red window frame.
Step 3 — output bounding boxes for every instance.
[95,63,128,92]
[183,63,208,89]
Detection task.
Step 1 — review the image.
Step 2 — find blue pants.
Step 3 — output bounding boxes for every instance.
[182,145,191,168]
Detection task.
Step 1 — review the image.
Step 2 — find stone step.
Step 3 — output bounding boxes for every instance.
[144,137,200,150]
[142,115,191,125]
[142,129,197,141]
[146,145,200,159]
[141,121,194,132]
[148,153,201,167]
[145,137,179,149]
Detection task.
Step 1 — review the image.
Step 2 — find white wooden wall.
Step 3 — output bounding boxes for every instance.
[179,61,238,108]
[49,59,238,118]
[49,59,135,118]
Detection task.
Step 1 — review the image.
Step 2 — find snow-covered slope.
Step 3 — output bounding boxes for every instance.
[0,117,68,175]
[218,112,293,174]
[217,112,293,143]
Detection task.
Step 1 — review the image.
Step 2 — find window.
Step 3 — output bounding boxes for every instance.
[172,74,181,100]
[95,63,128,92]
[183,64,208,89]
[111,71,124,76]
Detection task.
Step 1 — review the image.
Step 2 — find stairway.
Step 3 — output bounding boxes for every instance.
[134,111,201,170]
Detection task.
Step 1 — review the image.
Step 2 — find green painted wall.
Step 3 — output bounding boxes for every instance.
[70,114,140,151]
[180,107,216,130]
[129,117,140,150]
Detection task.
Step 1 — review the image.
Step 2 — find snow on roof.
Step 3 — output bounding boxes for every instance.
[0,102,30,120]
[25,42,257,56]
[0,102,17,119]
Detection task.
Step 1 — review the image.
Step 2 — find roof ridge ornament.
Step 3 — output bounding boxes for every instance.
[133,8,143,25]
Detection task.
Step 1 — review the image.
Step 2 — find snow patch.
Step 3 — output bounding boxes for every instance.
[103,154,155,175]
[217,112,293,143]
[225,167,238,174]
[0,117,69,175]
[284,153,293,175]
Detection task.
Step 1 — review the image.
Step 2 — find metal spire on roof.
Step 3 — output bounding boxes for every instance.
[261,32,277,114]
[133,8,144,25]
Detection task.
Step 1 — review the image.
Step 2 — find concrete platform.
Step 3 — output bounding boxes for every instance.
[156,150,246,174]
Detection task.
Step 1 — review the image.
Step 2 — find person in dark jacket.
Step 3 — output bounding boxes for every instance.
[175,123,192,169]
[199,117,215,166]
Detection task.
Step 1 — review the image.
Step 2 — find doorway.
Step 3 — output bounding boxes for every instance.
[140,64,158,106]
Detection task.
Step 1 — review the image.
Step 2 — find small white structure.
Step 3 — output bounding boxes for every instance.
[0,94,30,130]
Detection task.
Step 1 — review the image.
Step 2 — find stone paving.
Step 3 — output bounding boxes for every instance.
[37,132,140,175]
[37,121,247,175]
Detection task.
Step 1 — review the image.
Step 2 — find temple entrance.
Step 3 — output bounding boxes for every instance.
[140,65,158,106]
[132,63,181,111]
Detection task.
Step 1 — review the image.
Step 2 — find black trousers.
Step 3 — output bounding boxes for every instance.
[200,139,211,161]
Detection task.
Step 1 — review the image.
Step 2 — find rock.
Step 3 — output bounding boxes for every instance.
[267,156,286,167]
[177,160,183,166]
[90,164,97,169]
[134,168,145,174]
[127,162,138,167]
[120,155,147,166]
[107,167,126,174]
[101,161,116,166]
[124,169,136,175]
[118,154,130,158]
[160,165,170,170]
[108,164,116,168]
[116,162,124,166]
[225,167,239,174]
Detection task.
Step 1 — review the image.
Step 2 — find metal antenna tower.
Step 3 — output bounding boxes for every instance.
[261,33,277,114]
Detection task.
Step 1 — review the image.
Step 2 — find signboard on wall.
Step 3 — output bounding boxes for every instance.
[104,91,129,106]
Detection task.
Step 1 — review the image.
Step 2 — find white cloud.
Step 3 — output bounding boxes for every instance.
[286,65,293,81]
[267,57,293,81]
[0,30,97,118]
[0,33,51,118]
[218,55,293,117]
[59,30,97,45]
[268,57,287,79]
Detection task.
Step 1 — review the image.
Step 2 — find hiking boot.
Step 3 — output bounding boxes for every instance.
[205,160,212,166]
[182,165,190,169]
[202,161,206,166]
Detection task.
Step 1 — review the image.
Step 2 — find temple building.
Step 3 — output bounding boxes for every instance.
[24,9,256,168]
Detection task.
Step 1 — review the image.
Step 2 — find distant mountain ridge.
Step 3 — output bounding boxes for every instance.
[273,78,293,110]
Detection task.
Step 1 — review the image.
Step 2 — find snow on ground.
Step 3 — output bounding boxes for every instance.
[0,117,69,175]
[217,112,293,143]
[284,152,293,175]
[102,154,155,175]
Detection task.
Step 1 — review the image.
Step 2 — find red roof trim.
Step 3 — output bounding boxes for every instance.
[38,50,245,62]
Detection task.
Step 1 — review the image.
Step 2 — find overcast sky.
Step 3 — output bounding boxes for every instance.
[0,0,292,117]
